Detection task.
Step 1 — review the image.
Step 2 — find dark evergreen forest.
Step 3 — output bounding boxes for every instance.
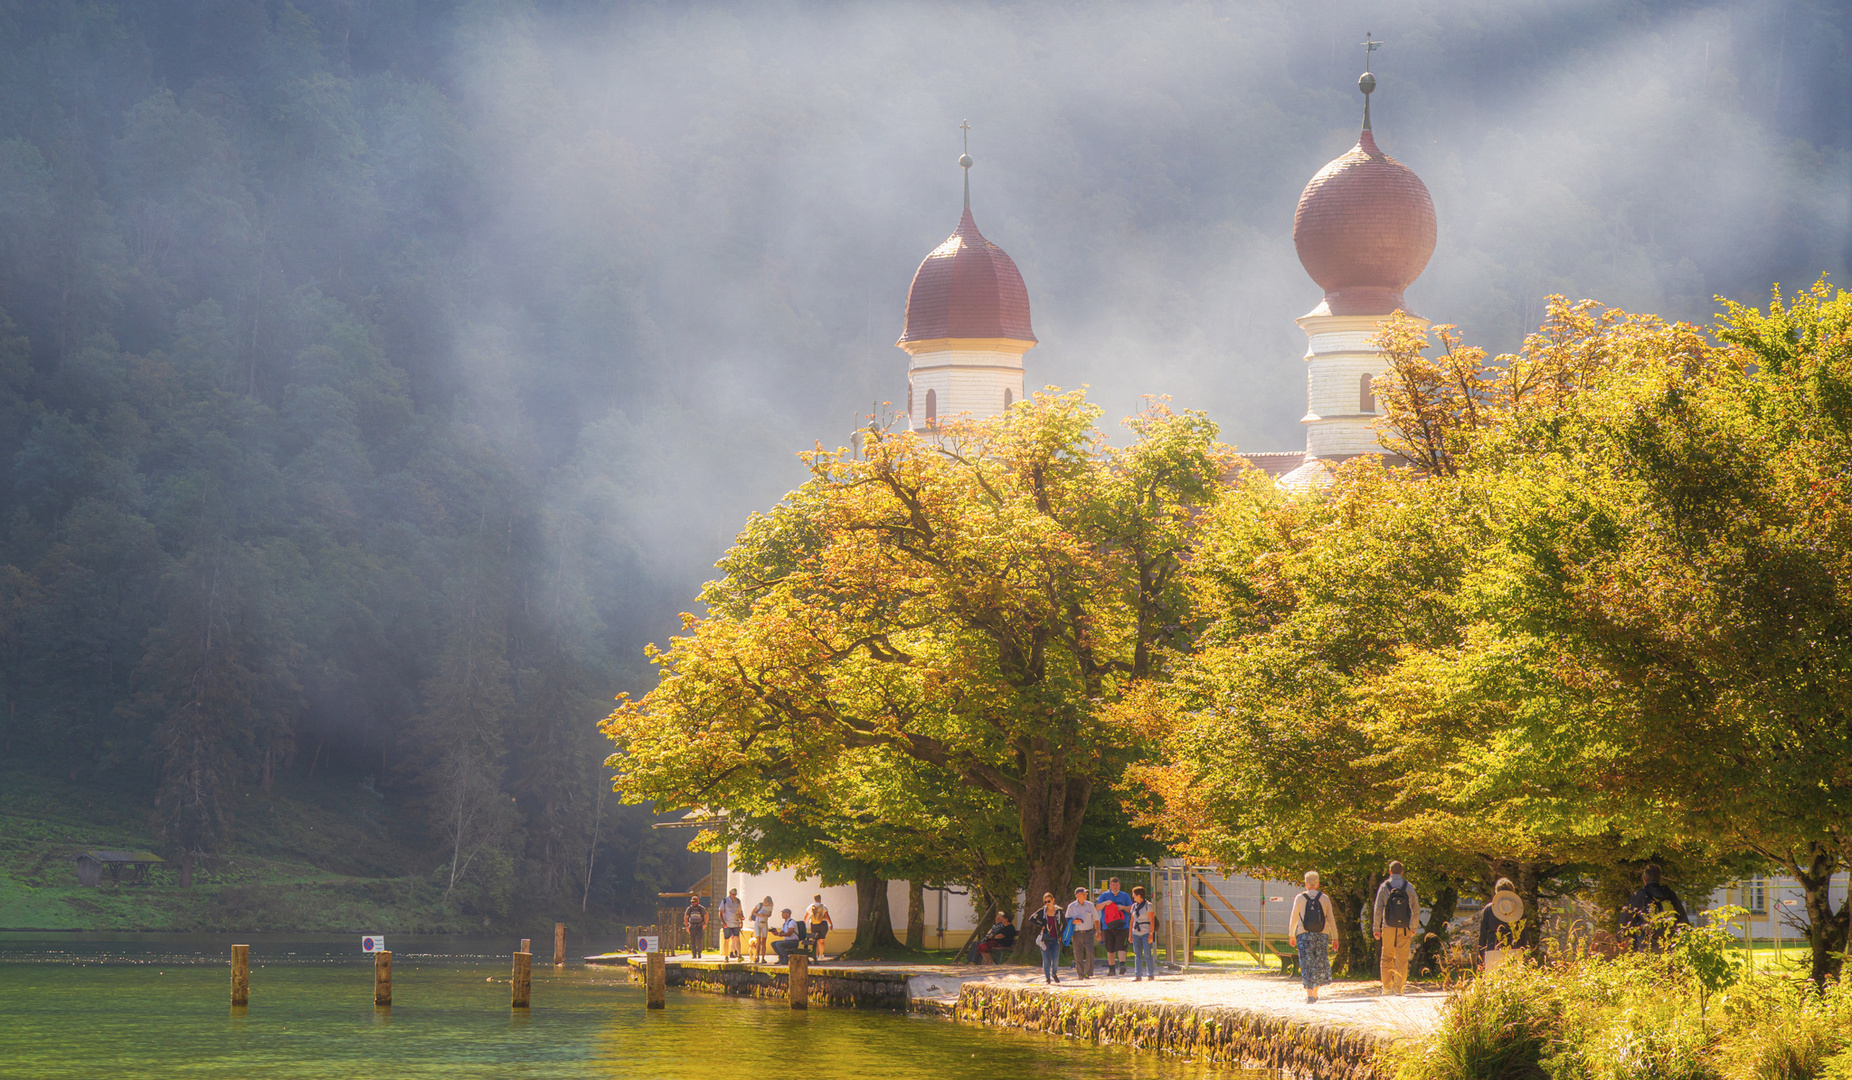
[0,0,1845,925]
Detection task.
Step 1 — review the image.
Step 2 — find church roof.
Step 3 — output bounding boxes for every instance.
[899,207,1036,344]
[1293,128,1436,317]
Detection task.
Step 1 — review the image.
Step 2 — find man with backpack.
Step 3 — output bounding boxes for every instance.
[1096,877,1134,976]
[1372,860,1422,995]
[1620,864,1690,951]
[684,895,709,959]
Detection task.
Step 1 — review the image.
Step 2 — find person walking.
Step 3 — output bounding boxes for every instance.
[749,895,774,963]
[719,887,745,960]
[1033,893,1065,984]
[1621,864,1690,951]
[1372,860,1421,995]
[1479,878,1525,972]
[684,895,709,959]
[1129,885,1160,981]
[1097,877,1134,976]
[803,894,833,960]
[1290,871,1337,1003]
[1066,887,1099,978]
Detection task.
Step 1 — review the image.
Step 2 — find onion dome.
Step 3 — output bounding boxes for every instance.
[1292,75,1436,317]
[898,206,1036,344]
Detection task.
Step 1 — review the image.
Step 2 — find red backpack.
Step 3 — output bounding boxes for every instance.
[1101,899,1124,928]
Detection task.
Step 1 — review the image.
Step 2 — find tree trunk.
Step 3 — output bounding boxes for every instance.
[1335,875,1381,977]
[1787,843,1849,985]
[179,850,194,890]
[906,880,925,949]
[1412,885,1458,977]
[1009,769,1092,961]
[849,875,899,956]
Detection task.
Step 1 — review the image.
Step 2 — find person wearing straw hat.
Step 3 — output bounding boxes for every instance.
[1289,871,1338,1003]
[1479,879,1525,972]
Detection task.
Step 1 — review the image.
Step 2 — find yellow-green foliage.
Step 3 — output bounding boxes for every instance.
[1396,952,1852,1080]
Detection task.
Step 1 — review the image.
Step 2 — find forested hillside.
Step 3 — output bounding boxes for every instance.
[0,0,1846,929]
[0,1,709,925]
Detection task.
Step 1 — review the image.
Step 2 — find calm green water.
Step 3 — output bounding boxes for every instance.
[0,934,1242,1079]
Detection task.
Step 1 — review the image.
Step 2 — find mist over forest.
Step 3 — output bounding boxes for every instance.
[0,0,1845,922]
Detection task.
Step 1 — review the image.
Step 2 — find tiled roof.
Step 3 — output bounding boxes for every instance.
[899,208,1036,344]
[1293,130,1437,316]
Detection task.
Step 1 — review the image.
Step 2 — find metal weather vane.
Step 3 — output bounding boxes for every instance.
[1358,32,1382,130]
[960,119,973,209]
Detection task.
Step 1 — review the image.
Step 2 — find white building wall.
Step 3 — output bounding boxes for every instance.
[904,342,1027,432]
[725,863,990,945]
[1297,312,1426,460]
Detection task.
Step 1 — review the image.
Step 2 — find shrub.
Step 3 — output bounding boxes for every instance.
[1396,969,1562,1080]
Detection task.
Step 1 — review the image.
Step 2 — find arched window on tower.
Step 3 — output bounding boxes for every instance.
[1004,387,1013,408]
[925,388,937,425]
[1360,372,1375,414]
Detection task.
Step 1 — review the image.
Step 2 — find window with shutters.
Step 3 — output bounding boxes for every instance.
[1360,372,1375,413]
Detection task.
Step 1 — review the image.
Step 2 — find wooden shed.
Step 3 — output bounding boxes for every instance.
[73,850,164,887]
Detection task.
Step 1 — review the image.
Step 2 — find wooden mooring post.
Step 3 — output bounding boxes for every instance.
[230,944,249,1007]
[645,951,666,1009]
[374,950,392,1006]
[554,923,566,967]
[511,949,532,1009]
[788,952,808,1010]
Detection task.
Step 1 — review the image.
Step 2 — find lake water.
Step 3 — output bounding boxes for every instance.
[0,933,1243,1079]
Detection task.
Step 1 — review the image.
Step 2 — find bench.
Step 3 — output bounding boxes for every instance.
[1269,939,1299,977]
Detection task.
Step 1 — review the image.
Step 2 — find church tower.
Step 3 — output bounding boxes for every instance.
[897,125,1036,432]
[1285,55,1436,476]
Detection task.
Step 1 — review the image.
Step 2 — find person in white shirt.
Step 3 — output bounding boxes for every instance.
[772,910,803,961]
[749,896,773,964]
[1066,887,1099,978]
[719,888,745,960]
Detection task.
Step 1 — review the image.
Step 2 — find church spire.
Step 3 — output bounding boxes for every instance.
[1359,32,1381,131]
[959,119,973,210]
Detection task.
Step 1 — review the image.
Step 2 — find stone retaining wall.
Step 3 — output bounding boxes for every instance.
[954,983,1394,1080]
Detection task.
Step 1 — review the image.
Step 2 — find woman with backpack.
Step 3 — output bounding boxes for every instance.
[1289,870,1338,1003]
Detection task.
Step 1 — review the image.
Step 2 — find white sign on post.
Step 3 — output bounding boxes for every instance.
[638,935,658,953]
[361,935,385,953]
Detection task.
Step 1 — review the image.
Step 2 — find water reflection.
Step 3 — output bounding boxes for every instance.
[0,934,1250,1079]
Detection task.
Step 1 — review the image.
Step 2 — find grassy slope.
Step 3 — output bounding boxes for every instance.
[0,770,475,933]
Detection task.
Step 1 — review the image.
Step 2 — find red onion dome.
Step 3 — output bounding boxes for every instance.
[898,208,1035,344]
[1292,129,1436,317]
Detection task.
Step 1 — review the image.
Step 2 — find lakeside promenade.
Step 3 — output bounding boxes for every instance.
[594,954,1442,1078]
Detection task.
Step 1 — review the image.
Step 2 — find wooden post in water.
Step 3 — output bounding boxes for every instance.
[511,949,532,1008]
[554,923,566,967]
[788,952,808,1010]
[374,950,392,1006]
[230,944,250,1007]
[645,951,666,1009]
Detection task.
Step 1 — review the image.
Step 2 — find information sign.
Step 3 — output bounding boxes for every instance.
[361,935,386,953]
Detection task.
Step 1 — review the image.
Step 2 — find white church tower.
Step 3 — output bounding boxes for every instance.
[1278,59,1437,486]
[897,125,1036,432]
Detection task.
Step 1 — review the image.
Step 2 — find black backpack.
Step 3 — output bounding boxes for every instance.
[1301,890,1326,933]
[1383,883,1412,929]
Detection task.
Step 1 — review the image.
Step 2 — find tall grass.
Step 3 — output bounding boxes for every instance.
[1394,934,1850,1080]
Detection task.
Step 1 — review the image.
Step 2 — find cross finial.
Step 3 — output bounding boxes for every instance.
[958,120,973,210]
[1357,33,1381,131]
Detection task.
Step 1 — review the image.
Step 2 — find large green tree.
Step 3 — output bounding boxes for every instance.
[605,392,1228,953]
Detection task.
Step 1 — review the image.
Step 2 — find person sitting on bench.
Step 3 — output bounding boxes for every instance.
[971,911,1017,964]
[772,909,805,961]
